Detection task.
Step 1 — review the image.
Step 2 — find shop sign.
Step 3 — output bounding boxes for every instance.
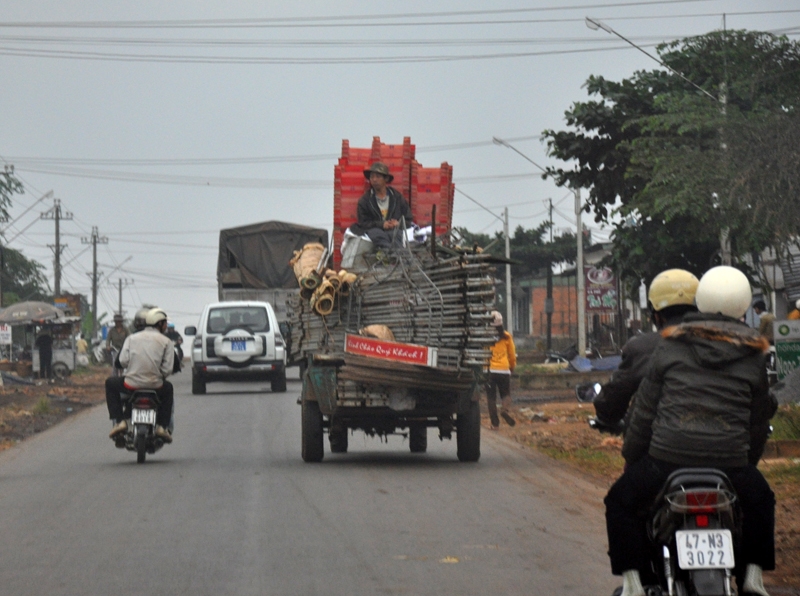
[774,320,800,380]
[585,266,618,312]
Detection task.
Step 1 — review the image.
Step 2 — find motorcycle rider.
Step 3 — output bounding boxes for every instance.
[594,269,699,428]
[604,266,777,596]
[105,308,175,443]
[132,307,149,332]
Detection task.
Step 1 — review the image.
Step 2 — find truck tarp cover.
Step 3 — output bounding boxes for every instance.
[218,221,329,290]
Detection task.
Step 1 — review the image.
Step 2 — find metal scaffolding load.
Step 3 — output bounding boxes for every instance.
[286,245,498,371]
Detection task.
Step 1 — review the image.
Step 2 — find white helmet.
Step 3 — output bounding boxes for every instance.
[133,308,149,331]
[796,298,800,310]
[695,266,752,319]
[145,307,168,326]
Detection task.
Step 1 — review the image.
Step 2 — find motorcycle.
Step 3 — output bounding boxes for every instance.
[113,389,167,464]
[583,388,741,596]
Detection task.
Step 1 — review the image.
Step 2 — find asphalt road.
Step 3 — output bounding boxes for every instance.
[0,369,619,596]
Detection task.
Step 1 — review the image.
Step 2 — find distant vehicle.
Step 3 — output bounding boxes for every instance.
[184,301,287,395]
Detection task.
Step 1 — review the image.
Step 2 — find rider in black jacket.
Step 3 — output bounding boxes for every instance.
[594,269,699,427]
[605,266,777,596]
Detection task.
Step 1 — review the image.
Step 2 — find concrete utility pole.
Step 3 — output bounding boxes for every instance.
[113,278,132,317]
[41,198,73,297]
[503,207,512,332]
[575,188,586,356]
[545,198,554,350]
[82,227,108,340]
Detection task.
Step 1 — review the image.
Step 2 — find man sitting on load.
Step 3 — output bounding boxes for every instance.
[349,162,413,250]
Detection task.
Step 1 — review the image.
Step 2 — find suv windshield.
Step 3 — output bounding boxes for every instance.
[206,307,270,333]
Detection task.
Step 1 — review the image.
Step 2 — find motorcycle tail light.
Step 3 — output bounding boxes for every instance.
[134,398,153,407]
[695,514,710,528]
[686,491,718,513]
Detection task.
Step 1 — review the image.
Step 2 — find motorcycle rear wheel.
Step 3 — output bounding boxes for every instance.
[135,431,147,464]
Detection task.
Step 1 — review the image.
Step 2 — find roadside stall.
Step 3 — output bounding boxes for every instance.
[0,301,82,379]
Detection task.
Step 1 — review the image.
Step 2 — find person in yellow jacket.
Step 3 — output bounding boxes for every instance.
[486,310,517,428]
[789,299,800,320]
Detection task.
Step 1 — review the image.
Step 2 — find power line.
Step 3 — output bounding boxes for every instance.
[0,2,720,29]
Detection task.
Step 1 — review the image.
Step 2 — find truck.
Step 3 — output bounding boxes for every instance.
[217,220,329,362]
[289,137,500,463]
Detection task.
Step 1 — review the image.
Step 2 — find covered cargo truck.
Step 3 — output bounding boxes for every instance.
[217,220,329,325]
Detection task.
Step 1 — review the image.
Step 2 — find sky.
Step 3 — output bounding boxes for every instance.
[0,0,797,335]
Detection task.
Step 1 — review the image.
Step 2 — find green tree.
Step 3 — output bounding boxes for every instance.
[0,166,52,305]
[543,30,800,286]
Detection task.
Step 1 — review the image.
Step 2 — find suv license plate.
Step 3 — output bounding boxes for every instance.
[675,529,734,570]
[132,408,156,425]
[231,340,247,352]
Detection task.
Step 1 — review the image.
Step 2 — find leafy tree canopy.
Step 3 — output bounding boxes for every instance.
[455,221,586,279]
[0,167,52,305]
[543,30,800,286]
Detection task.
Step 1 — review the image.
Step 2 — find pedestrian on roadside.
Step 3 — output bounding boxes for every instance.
[34,329,53,379]
[788,298,800,320]
[486,310,516,429]
[753,300,776,344]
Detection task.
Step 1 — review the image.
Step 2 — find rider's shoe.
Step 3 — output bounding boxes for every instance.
[109,419,128,439]
[155,425,173,443]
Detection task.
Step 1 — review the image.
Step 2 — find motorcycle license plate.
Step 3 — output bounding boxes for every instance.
[231,340,247,352]
[131,408,156,425]
[675,529,734,570]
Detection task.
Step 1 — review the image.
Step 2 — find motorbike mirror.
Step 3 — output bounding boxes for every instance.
[184,326,197,336]
[575,382,600,403]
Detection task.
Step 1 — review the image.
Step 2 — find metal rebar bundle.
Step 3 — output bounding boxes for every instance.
[287,245,497,371]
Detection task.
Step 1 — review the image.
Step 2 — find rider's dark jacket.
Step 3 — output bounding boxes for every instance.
[594,331,662,425]
[349,187,413,236]
[622,313,776,469]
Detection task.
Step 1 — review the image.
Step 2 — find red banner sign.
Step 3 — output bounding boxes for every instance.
[344,334,437,367]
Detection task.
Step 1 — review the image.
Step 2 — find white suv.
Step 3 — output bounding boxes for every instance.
[184,301,287,394]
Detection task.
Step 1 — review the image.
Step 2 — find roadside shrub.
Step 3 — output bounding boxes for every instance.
[771,404,800,441]
[32,397,51,415]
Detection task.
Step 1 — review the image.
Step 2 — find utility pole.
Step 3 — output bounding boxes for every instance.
[503,207,512,333]
[576,188,586,357]
[82,227,108,340]
[41,198,73,297]
[545,199,554,350]
[113,278,132,317]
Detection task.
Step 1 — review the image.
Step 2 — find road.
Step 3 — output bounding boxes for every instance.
[0,369,618,596]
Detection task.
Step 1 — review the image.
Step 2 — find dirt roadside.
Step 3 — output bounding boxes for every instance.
[1,368,797,591]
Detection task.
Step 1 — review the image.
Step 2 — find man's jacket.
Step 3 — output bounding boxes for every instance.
[594,331,661,425]
[622,314,776,468]
[350,187,413,236]
[119,327,174,389]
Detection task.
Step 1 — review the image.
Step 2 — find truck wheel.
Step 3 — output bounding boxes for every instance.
[329,427,348,453]
[271,370,287,393]
[52,362,71,379]
[301,399,324,462]
[456,400,481,462]
[409,426,427,453]
[191,372,206,395]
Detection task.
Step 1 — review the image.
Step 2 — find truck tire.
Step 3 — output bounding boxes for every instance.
[329,428,348,453]
[191,371,206,395]
[301,399,324,462]
[456,400,481,462]
[409,426,427,453]
[271,370,287,393]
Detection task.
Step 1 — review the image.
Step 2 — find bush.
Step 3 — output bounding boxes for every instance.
[771,404,800,440]
[32,397,51,415]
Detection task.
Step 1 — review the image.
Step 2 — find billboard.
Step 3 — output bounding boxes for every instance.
[585,266,618,312]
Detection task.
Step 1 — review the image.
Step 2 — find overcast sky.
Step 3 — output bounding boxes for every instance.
[1,0,797,334]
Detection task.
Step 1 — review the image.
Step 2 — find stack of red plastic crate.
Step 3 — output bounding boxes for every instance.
[333,136,454,267]
[409,161,454,237]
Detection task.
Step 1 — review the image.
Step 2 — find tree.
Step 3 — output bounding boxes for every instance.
[454,222,585,278]
[0,166,52,305]
[543,30,800,286]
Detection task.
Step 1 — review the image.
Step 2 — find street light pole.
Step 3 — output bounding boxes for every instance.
[493,137,587,355]
[504,207,512,334]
